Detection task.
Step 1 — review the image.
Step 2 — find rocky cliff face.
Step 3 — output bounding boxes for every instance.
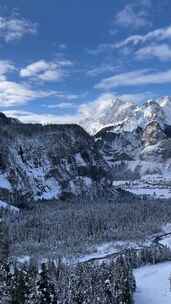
[95,118,171,179]
[0,114,111,206]
[142,121,166,146]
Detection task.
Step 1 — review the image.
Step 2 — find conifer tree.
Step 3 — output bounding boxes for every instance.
[0,217,9,262]
[11,266,29,304]
[0,262,12,304]
[36,263,56,304]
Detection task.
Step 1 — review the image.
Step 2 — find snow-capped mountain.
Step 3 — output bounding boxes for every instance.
[79,98,137,134]
[95,120,171,181]
[89,96,171,181]
[80,96,171,134]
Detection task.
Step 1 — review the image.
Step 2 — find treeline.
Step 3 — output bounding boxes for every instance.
[5,196,171,259]
[122,244,171,269]
[0,256,135,304]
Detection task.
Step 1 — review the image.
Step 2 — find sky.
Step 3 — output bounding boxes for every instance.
[0,0,171,124]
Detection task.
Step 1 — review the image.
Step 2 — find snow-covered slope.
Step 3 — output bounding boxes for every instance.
[134,262,171,304]
[158,96,171,126]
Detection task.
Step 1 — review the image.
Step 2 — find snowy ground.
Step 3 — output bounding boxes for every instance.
[160,236,171,249]
[134,262,171,304]
[113,174,171,199]
[0,200,19,212]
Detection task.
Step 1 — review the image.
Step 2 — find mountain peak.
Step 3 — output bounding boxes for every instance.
[80,96,171,134]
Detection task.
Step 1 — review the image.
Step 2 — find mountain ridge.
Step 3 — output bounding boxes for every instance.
[0,115,112,206]
[80,96,171,135]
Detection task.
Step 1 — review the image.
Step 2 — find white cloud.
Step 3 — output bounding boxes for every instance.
[87,64,119,77]
[0,60,50,107]
[0,59,76,107]
[20,59,72,82]
[47,102,74,109]
[0,16,37,42]
[115,92,153,103]
[115,4,150,29]
[65,94,81,100]
[79,94,114,117]
[96,69,171,90]
[136,44,171,61]
[0,79,56,107]
[115,25,171,48]
[3,110,78,124]
[0,60,15,75]
[20,61,50,77]
[58,44,67,50]
[86,43,114,55]
[38,69,62,82]
[57,59,73,66]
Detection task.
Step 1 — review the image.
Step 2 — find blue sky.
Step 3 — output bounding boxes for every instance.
[0,0,171,123]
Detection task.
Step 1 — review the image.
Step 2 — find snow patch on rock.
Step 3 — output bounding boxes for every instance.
[0,174,11,190]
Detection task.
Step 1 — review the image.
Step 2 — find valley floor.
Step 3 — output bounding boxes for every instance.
[134,262,171,304]
[113,174,171,199]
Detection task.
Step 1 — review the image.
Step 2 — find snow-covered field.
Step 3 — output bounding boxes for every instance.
[113,174,171,199]
[134,262,171,304]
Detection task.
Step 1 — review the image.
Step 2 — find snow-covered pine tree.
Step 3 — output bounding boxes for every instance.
[114,255,134,304]
[25,262,38,304]
[11,266,31,304]
[0,217,9,262]
[36,263,57,304]
[0,262,12,304]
